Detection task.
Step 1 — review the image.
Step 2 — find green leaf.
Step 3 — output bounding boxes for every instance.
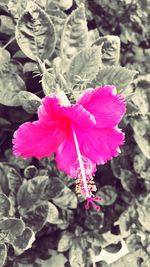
[0,164,9,195]
[17,176,49,209]
[11,227,35,255]
[5,149,32,169]
[18,91,41,114]
[46,202,59,224]
[84,212,104,231]
[0,244,7,267]
[16,1,56,61]
[66,45,102,86]
[0,218,25,236]
[137,204,150,231]
[120,169,137,192]
[41,71,57,95]
[37,253,67,267]
[0,15,15,35]
[69,241,85,267]
[7,167,23,193]
[0,193,11,218]
[0,48,11,71]
[118,206,136,237]
[58,231,73,252]
[97,185,117,206]
[60,4,88,61]
[126,234,141,253]
[49,14,67,53]
[104,242,122,254]
[53,185,77,209]
[44,177,66,199]
[24,165,38,179]
[91,66,137,91]
[93,35,120,65]
[23,202,50,232]
[0,72,26,106]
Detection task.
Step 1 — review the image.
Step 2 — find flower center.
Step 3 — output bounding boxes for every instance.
[72,128,101,211]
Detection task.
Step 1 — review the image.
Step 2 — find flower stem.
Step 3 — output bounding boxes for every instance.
[2,37,15,50]
[72,128,90,199]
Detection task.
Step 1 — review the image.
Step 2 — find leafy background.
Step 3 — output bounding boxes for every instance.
[0,0,150,266]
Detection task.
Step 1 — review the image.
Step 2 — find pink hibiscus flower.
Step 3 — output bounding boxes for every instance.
[13,86,126,210]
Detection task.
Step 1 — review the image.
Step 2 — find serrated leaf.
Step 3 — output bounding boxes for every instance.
[97,185,117,206]
[66,45,101,86]
[50,14,67,53]
[16,1,56,61]
[0,244,7,267]
[58,231,73,252]
[17,176,49,209]
[23,203,49,232]
[60,4,88,61]
[0,193,11,218]
[0,72,26,106]
[93,35,120,65]
[0,218,25,236]
[11,227,35,255]
[18,91,41,114]
[8,0,47,20]
[91,66,137,91]
[41,71,56,95]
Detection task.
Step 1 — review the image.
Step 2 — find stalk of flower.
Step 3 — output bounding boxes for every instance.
[12,85,126,210]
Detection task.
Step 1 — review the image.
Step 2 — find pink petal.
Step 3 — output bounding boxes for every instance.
[75,126,125,164]
[55,139,96,178]
[38,96,96,130]
[55,139,77,176]
[12,121,66,158]
[55,102,96,176]
[78,86,126,128]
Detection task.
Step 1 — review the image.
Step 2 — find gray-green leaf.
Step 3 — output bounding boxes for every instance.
[16,1,56,61]
[18,91,41,114]
[0,72,26,106]
[60,4,88,61]
[0,218,25,236]
[0,244,7,267]
[66,45,102,86]
[11,227,35,255]
[91,66,137,91]
[58,231,73,252]
[0,193,11,218]
[17,176,49,209]
[23,202,50,232]
[93,35,120,66]
[97,185,117,206]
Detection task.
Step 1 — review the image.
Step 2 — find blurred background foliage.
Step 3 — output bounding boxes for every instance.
[0,0,150,266]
